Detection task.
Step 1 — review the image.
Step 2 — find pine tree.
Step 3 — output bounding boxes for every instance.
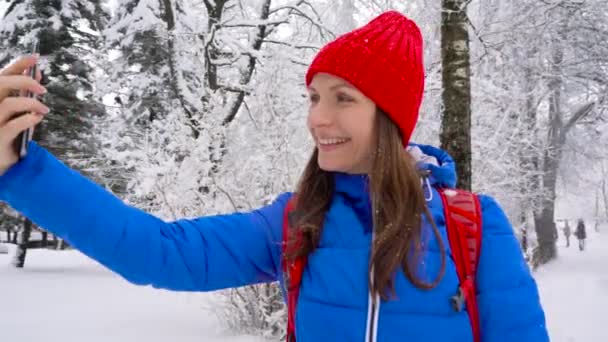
[0,0,109,266]
[0,0,108,163]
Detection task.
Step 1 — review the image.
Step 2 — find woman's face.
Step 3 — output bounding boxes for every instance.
[307,73,378,174]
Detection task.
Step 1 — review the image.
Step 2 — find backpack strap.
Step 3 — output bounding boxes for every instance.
[439,189,483,342]
[282,197,305,342]
[282,191,483,342]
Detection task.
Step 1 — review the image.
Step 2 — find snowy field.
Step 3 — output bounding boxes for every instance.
[536,228,608,342]
[0,229,606,342]
[0,245,262,342]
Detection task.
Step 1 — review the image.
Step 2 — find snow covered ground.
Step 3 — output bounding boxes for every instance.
[0,245,262,342]
[537,228,608,342]
[0,228,606,341]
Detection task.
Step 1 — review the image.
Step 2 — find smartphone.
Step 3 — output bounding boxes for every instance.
[13,39,39,159]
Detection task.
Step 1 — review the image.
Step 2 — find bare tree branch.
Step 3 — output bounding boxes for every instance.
[217,83,252,94]
[269,4,334,39]
[222,0,272,125]
[563,101,596,135]
[220,19,289,28]
[262,39,320,50]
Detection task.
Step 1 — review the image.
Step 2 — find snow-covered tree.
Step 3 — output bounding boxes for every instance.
[96,0,332,337]
[0,0,109,266]
[0,0,108,164]
[467,0,608,264]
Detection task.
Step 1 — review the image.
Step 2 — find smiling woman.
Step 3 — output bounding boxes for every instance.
[0,10,548,342]
[307,73,378,174]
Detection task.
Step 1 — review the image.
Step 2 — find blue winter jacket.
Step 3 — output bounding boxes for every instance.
[0,142,548,341]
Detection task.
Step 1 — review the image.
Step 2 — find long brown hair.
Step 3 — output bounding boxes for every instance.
[286,110,446,300]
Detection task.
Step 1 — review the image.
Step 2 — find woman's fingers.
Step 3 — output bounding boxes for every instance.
[0,55,38,77]
[0,97,49,125]
[0,112,44,143]
[0,55,43,100]
[0,74,46,95]
[0,55,43,174]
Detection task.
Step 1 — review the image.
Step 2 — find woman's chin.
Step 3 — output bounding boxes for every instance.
[318,158,362,174]
[317,158,346,173]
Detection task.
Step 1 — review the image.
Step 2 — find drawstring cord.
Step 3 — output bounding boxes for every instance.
[420,170,433,202]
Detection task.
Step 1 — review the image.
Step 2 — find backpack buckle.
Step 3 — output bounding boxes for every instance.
[450,286,466,312]
[451,279,474,312]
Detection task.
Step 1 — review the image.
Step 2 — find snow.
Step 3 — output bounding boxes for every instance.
[0,246,262,342]
[0,2,7,18]
[0,230,606,341]
[536,227,608,342]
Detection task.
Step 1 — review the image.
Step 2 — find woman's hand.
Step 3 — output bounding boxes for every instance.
[0,54,48,175]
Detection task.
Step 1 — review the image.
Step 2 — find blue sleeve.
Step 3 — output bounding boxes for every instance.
[0,142,291,291]
[475,195,549,341]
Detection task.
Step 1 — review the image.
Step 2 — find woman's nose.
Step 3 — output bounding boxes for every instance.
[307,102,333,128]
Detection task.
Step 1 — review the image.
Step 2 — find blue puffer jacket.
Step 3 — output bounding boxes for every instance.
[0,142,548,341]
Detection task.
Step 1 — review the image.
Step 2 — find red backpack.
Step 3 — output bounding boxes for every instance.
[281,188,483,342]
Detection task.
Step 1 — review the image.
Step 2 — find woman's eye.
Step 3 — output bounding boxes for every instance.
[337,93,354,103]
[309,94,320,103]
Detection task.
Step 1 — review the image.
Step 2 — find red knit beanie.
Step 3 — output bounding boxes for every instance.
[305,11,425,146]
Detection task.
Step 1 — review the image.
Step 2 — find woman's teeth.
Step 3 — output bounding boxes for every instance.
[318,138,349,145]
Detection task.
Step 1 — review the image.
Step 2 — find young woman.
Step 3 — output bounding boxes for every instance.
[0,11,548,342]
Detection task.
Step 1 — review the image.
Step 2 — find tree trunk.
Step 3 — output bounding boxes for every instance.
[601,176,607,232]
[519,211,528,252]
[41,230,48,245]
[11,228,17,244]
[160,0,200,138]
[201,0,273,195]
[222,0,272,126]
[516,44,539,254]
[440,0,472,190]
[532,26,595,265]
[534,152,559,264]
[200,0,228,195]
[12,218,33,268]
[203,0,228,91]
[595,187,601,232]
[532,103,595,266]
[533,39,564,265]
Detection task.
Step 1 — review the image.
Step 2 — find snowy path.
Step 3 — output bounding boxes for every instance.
[0,231,606,341]
[537,229,608,342]
[0,247,261,342]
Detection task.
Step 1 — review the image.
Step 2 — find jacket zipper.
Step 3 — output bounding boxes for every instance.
[368,295,380,342]
[365,275,381,342]
[365,264,381,341]
[365,176,432,341]
[366,178,380,342]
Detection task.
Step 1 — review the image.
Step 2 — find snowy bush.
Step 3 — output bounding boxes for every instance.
[215,284,286,340]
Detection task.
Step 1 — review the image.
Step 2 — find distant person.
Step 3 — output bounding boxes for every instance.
[575,219,587,251]
[563,220,571,248]
[552,223,558,242]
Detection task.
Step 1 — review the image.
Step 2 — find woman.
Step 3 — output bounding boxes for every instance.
[0,11,547,342]
[563,220,572,247]
[575,219,587,251]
